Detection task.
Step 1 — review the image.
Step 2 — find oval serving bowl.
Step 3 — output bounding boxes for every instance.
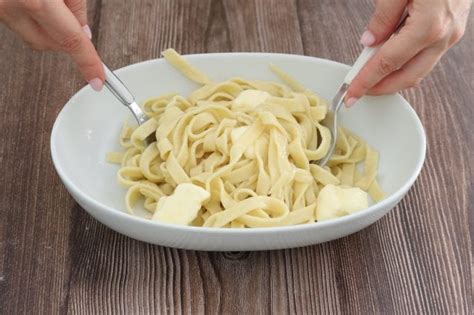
[51,53,426,251]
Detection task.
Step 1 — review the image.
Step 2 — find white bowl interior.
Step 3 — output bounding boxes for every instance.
[51,53,425,249]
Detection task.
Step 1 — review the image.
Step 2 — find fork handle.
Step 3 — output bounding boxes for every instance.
[344,45,381,84]
[344,11,409,85]
[103,63,135,106]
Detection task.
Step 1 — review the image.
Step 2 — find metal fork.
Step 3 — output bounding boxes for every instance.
[317,12,409,167]
[103,63,155,144]
[103,63,148,126]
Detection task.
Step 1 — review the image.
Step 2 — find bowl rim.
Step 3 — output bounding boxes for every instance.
[50,52,427,234]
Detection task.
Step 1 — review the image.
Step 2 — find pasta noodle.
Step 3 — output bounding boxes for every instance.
[107,49,384,228]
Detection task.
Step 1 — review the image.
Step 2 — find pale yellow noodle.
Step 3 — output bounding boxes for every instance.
[107,49,384,227]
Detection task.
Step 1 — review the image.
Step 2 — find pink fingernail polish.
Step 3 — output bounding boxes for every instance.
[83,25,92,39]
[88,78,103,91]
[345,97,359,108]
[360,30,375,47]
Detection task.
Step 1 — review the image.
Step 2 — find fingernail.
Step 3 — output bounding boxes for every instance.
[82,25,92,39]
[88,78,103,91]
[345,97,359,108]
[360,30,375,47]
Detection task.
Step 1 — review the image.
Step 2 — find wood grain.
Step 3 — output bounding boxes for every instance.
[0,0,472,314]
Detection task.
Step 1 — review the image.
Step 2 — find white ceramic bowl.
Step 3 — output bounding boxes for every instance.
[51,53,426,251]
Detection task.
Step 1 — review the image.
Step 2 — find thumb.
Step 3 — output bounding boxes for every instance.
[360,0,407,47]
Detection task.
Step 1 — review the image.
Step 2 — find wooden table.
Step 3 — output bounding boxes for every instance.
[0,1,472,313]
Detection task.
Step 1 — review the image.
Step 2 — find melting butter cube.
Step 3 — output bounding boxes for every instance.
[232,89,270,110]
[316,184,368,221]
[152,183,210,225]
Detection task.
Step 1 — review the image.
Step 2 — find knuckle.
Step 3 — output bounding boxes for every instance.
[19,0,43,13]
[377,56,398,76]
[426,18,449,43]
[450,25,465,44]
[59,32,83,53]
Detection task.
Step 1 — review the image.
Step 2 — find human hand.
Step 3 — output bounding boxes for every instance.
[345,0,472,107]
[0,0,104,90]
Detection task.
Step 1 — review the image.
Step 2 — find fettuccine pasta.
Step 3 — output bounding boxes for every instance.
[107,49,384,228]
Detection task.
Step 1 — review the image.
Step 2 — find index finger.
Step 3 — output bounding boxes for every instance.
[65,0,87,26]
[29,0,104,89]
[65,0,91,38]
[346,18,431,102]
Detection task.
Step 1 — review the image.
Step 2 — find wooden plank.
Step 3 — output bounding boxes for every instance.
[223,0,304,53]
[0,1,102,313]
[96,0,214,66]
[0,0,472,314]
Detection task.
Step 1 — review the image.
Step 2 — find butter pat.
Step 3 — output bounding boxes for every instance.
[152,183,210,225]
[316,184,368,221]
[232,89,270,110]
